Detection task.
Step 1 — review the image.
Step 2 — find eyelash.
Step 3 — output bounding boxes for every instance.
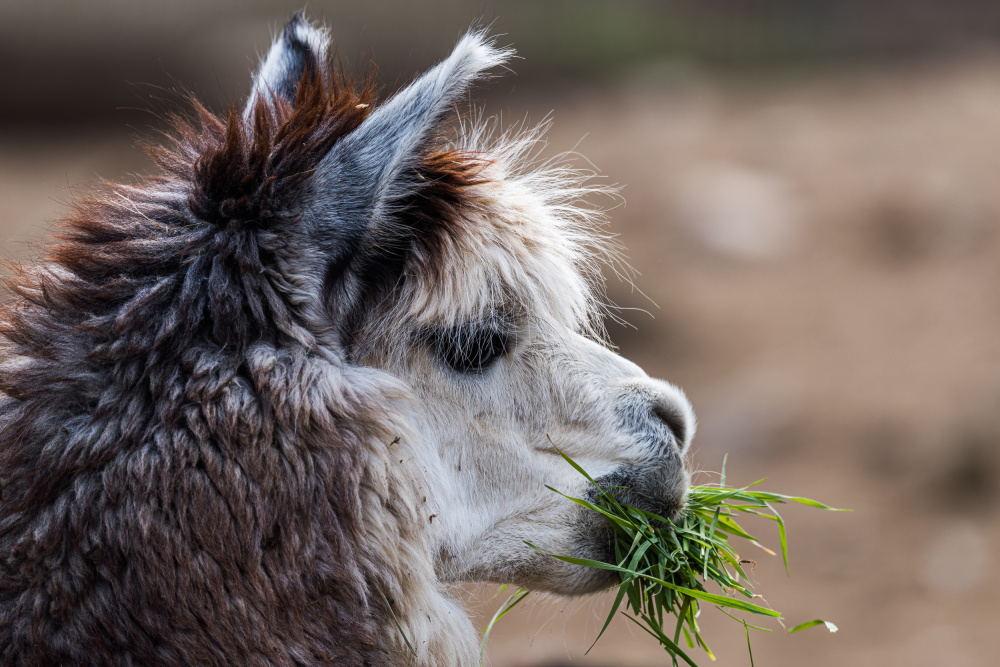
[435,325,511,374]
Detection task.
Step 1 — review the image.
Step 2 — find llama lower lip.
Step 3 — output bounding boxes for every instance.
[575,496,683,571]
[580,470,687,568]
[574,504,621,568]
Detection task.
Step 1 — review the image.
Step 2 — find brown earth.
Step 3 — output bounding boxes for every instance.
[3,54,1000,667]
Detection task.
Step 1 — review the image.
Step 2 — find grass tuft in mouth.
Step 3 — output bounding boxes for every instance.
[515,446,849,666]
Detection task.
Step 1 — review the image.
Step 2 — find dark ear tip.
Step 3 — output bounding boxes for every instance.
[283,12,306,44]
[281,11,324,56]
[288,9,307,27]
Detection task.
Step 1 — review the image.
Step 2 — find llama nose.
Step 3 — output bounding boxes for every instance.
[618,381,695,455]
[652,400,690,451]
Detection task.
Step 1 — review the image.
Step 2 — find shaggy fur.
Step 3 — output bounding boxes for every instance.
[0,22,461,667]
[0,13,695,666]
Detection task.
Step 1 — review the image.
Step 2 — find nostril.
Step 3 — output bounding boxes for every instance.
[617,384,695,452]
[652,403,687,448]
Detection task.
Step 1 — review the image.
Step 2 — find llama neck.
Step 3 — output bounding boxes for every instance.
[389,587,479,666]
[344,369,479,665]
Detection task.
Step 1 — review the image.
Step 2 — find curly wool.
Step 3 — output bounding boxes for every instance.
[0,61,468,666]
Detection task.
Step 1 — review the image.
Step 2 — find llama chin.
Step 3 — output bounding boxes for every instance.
[0,12,694,666]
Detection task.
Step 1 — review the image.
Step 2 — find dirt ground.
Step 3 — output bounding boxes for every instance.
[3,54,1000,666]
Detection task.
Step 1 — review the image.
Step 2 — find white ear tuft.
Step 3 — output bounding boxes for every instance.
[245,12,330,116]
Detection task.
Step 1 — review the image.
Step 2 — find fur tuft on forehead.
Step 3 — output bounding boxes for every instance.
[186,72,375,231]
[389,115,626,348]
[5,61,494,358]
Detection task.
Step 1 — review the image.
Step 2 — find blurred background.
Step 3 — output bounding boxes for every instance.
[3,1,1000,665]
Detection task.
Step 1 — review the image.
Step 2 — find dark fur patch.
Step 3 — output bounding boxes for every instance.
[0,51,454,665]
[339,149,490,352]
[409,149,492,276]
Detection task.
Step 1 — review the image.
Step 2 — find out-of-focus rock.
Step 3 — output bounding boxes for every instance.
[673,163,803,261]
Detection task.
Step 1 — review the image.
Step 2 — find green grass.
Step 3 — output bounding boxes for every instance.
[510,449,847,666]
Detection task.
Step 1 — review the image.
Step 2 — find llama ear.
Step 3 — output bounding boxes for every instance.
[311,31,513,234]
[245,12,329,115]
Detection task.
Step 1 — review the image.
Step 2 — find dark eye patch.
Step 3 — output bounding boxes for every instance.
[434,322,511,374]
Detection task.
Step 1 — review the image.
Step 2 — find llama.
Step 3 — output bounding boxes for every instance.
[0,13,695,666]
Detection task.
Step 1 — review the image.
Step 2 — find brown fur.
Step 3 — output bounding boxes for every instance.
[409,150,491,278]
[0,57,477,666]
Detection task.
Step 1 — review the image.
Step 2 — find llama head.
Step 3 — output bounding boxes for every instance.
[0,12,694,665]
[240,14,695,595]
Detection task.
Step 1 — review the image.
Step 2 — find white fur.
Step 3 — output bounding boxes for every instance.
[350,118,696,663]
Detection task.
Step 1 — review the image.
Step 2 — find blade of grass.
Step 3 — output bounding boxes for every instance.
[788,619,839,634]
[715,606,772,632]
[622,612,701,667]
[375,585,416,658]
[479,586,530,665]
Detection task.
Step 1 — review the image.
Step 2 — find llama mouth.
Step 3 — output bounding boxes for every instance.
[581,464,689,566]
[591,465,688,523]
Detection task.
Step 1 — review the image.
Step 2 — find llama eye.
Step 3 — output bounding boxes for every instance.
[436,326,510,374]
